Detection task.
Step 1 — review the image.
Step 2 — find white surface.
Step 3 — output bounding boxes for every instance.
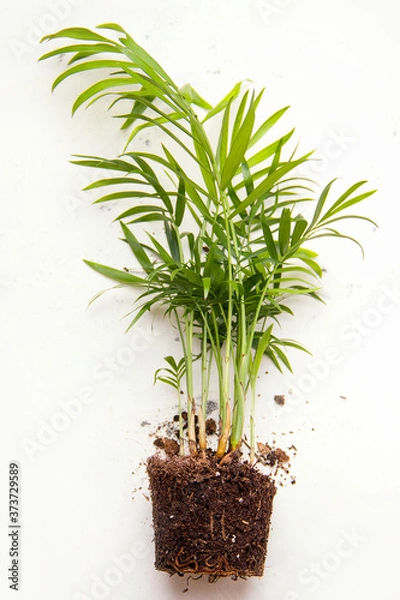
[1,1,399,599]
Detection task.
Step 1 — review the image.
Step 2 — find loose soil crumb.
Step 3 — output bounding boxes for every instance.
[206,418,217,435]
[274,394,286,406]
[147,453,276,579]
[274,448,290,463]
[154,437,179,457]
[257,442,271,456]
[146,399,298,491]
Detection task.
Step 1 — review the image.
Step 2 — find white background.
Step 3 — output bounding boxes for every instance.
[1,1,400,599]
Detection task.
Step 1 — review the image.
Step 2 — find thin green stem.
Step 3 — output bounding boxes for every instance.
[250,377,257,463]
[201,321,209,416]
[184,312,197,454]
[177,383,184,456]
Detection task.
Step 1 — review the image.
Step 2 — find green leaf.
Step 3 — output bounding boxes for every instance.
[103,23,176,88]
[83,260,145,284]
[251,325,273,379]
[41,27,113,43]
[154,376,179,389]
[220,98,255,189]
[165,222,181,263]
[39,43,121,62]
[231,90,250,141]
[230,153,311,218]
[50,59,131,91]
[119,89,156,129]
[93,191,161,204]
[261,216,278,260]
[216,99,232,172]
[298,257,323,278]
[308,179,336,229]
[264,347,283,372]
[179,83,212,110]
[278,339,312,355]
[320,180,366,217]
[127,214,169,224]
[190,122,217,200]
[71,77,135,115]
[120,223,153,272]
[129,153,173,213]
[272,344,293,372]
[202,277,212,300]
[324,190,377,218]
[278,208,291,255]
[249,106,290,149]
[175,177,186,226]
[241,160,254,195]
[246,130,295,169]
[202,80,244,123]
[291,218,308,246]
[146,233,176,264]
[115,205,166,221]
[84,177,145,190]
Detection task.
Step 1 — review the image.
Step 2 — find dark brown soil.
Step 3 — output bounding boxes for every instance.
[153,437,180,457]
[205,418,217,435]
[274,394,286,406]
[147,453,276,580]
[274,448,290,463]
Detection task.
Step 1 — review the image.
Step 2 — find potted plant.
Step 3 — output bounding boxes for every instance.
[40,24,376,580]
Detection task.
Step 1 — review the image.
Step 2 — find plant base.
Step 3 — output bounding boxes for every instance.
[147,453,276,579]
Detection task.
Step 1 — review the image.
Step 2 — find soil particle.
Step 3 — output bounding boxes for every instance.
[274,448,290,463]
[257,442,271,456]
[154,437,180,457]
[265,452,277,467]
[147,453,276,579]
[205,418,217,435]
[274,394,286,406]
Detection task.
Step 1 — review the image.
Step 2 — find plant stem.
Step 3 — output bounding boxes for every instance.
[215,191,234,457]
[184,312,197,455]
[250,378,257,464]
[229,220,248,451]
[198,320,208,453]
[177,384,185,456]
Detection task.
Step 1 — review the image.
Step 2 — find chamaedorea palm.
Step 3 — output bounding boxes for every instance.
[41,24,376,461]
